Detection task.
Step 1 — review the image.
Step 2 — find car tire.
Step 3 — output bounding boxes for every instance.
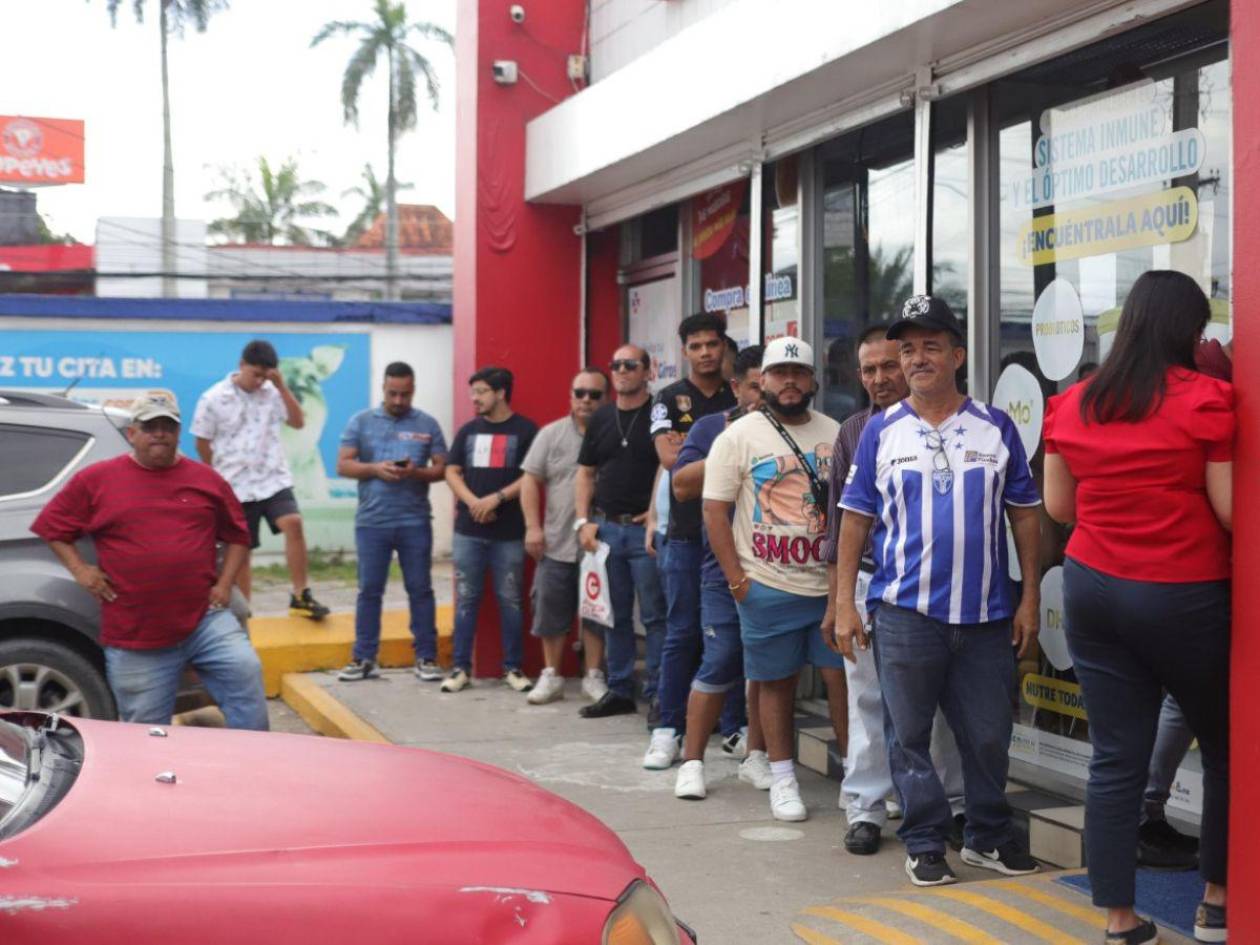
[0,637,116,720]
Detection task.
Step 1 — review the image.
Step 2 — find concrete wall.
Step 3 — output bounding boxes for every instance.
[590,0,740,83]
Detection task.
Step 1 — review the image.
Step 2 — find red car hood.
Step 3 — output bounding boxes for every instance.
[3,718,644,901]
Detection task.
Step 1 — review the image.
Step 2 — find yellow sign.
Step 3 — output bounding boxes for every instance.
[1016,186,1197,266]
[1022,673,1088,720]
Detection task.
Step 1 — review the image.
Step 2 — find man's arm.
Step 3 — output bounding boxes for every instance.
[702,499,746,600]
[337,445,402,483]
[671,459,705,502]
[1007,504,1041,659]
[267,370,304,430]
[575,464,600,552]
[195,436,214,465]
[654,432,684,471]
[411,452,447,484]
[211,543,250,608]
[46,539,116,602]
[521,472,546,561]
[831,511,874,660]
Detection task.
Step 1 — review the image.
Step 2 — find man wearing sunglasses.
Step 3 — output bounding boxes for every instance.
[32,392,268,731]
[574,345,667,718]
[833,296,1041,887]
[519,368,611,705]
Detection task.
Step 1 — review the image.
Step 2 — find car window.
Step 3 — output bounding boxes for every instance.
[0,424,92,498]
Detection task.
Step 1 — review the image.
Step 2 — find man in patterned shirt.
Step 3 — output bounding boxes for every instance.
[192,339,329,619]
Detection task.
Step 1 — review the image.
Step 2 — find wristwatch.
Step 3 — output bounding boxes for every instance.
[573,517,589,531]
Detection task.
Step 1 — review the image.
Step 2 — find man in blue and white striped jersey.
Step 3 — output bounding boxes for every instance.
[833,295,1042,888]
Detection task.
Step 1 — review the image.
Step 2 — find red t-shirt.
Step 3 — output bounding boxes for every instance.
[31,455,250,649]
[1043,368,1233,583]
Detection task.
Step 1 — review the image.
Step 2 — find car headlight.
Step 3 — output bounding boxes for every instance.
[602,880,685,945]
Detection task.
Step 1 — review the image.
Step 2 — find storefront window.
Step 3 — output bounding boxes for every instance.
[691,180,751,345]
[818,111,915,421]
[763,156,801,341]
[621,204,682,390]
[932,96,970,325]
[992,0,1229,806]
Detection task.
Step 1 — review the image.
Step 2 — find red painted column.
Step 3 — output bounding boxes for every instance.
[454,0,586,677]
[1230,4,1259,932]
[586,227,623,366]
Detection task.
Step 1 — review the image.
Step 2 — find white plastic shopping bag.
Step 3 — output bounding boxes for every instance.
[578,541,615,628]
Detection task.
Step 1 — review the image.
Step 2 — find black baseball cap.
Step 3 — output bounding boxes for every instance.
[887,295,965,343]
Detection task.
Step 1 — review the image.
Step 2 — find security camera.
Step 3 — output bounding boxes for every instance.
[509,4,525,23]
[492,60,518,84]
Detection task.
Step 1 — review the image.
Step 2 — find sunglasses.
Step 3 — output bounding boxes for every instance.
[610,359,645,373]
[572,387,604,400]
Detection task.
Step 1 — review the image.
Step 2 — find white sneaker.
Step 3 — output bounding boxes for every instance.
[527,668,565,704]
[643,728,680,769]
[738,750,773,790]
[440,668,470,693]
[581,668,608,702]
[503,669,533,692]
[674,760,706,800]
[886,797,903,820]
[770,777,808,822]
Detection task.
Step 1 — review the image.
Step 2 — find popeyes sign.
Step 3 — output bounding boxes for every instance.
[0,116,85,185]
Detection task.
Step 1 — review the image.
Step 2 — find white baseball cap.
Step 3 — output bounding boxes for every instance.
[129,390,181,423]
[761,336,815,372]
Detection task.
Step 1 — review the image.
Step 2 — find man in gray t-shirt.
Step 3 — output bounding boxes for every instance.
[520,368,609,705]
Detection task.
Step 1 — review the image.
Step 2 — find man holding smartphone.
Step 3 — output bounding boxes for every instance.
[336,361,448,681]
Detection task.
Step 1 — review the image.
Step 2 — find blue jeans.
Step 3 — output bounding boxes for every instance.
[354,523,436,663]
[104,608,269,731]
[645,532,669,699]
[658,540,744,735]
[872,604,1015,856]
[452,533,525,673]
[599,519,666,700]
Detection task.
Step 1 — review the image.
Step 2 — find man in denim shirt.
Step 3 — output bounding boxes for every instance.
[336,361,448,681]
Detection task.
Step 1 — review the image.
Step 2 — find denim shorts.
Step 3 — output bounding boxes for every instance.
[530,556,579,637]
[736,581,842,681]
[692,583,743,694]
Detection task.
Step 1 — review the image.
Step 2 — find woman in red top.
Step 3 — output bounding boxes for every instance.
[1044,270,1232,945]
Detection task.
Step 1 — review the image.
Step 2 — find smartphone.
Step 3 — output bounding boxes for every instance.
[393,459,409,468]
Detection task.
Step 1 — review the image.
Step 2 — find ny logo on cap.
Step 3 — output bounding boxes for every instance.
[785,343,800,358]
[903,295,932,319]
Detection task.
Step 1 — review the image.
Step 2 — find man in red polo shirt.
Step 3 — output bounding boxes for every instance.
[31,391,269,730]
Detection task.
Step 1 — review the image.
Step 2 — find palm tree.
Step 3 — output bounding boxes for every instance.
[102,0,228,297]
[206,157,338,246]
[312,0,452,299]
[341,162,413,247]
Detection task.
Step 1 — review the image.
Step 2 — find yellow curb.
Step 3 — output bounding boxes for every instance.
[250,603,452,697]
[280,672,391,743]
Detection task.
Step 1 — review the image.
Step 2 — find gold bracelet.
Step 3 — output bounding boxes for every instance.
[728,575,749,592]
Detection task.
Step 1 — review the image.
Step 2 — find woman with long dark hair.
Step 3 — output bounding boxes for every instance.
[1043,270,1233,945]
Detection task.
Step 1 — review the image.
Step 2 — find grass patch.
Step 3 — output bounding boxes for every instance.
[252,548,400,586]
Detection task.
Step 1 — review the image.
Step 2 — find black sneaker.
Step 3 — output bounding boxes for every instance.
[960,840,1039,875]
[579,692,637,718]
[290,588,331,620]
[337,659,379,682]
[947,813,966,852]
[414,659,442,682]
[844,821,882,856]
[905,852,957,886]
[1103,918,1159,945]
[1194,901,1226,943]
[1137,818,1199,870]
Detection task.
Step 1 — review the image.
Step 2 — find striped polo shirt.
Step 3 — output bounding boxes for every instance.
[839,398,1039,624]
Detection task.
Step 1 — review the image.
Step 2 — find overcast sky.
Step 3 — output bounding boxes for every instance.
[3,0,457,244]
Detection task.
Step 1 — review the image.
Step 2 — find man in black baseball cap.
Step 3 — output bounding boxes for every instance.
[887,294,965,343]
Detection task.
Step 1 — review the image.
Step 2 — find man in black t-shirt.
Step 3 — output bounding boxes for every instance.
[643,313,739,769]
[443,367,538,693]
[574,344,667,718]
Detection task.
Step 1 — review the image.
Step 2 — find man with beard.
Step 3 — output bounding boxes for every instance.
[644,313,737,768]
[822,325,966,857]
[520,367,611,705]
[443,366,538,693]
[703,338,840,821]
[336,361,449,682]
[575,345,667,718]
[834,296,1040,886]
[32,391,268,730]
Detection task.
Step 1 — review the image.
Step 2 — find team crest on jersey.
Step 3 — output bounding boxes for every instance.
[650,403,668,422]
[932,468,954,495]
[675,395,692,413]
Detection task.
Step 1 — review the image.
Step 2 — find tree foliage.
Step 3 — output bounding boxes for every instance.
[341,163,413,246]
[206,157,338,246]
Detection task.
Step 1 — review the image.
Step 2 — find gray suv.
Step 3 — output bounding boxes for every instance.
[0,390,232,719]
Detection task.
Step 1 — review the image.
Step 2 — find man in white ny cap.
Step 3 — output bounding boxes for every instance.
[702,337,841,821]
[31,391,269,730]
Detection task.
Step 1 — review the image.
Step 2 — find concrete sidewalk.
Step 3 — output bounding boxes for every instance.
[288,668,1196,945]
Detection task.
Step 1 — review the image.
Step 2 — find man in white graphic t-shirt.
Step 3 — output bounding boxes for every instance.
[703,337,841,824]
[192,339,329,620]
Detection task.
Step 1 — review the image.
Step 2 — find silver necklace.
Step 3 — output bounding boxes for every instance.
[614,403,645,448]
